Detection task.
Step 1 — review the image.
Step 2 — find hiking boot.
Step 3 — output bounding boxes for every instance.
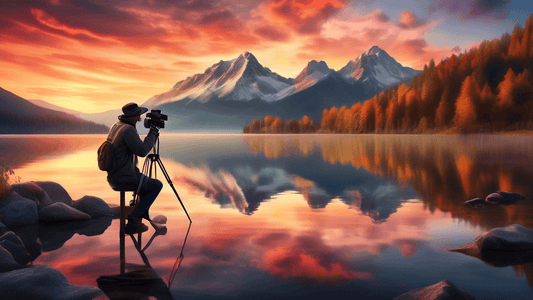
[124,216,149,235]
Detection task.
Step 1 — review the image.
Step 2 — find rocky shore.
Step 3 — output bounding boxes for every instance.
[0,181,118,299]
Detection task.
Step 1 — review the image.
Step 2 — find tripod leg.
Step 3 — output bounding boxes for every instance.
[155,157,192,223]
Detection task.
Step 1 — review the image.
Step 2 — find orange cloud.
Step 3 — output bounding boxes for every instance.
[397,10,425,29]
[255,0,350,35]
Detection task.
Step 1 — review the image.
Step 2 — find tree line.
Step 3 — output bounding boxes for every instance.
[244,14,533,134]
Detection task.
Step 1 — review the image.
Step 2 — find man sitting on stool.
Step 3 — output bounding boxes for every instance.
[106,102,163,234]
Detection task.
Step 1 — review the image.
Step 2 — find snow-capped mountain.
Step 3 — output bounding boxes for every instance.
[144,52,294,107]
[338,46,420,89]
[266,60,335,101]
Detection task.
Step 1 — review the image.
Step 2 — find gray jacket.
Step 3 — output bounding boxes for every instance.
[106,118,159,185]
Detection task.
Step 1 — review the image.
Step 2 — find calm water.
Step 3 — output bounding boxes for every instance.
[1,133,533,299]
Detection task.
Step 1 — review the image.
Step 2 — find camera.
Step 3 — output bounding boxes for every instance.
[144,110,168,129]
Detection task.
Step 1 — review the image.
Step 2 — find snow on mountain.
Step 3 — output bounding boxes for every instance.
[144,52,294,107]
[338,46,420,89]
[144,47,420,108]
[265,60,335,101]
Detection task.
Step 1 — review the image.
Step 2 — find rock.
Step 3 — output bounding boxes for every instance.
[32,181,73,205]
[497,191,525,204]
[151,215,167,224]
[448,224,533,267]
[39,217,112,251]
[39,202,91,223]
[0,198,39,227]
[485,192,505,205]
[0,245,21,272]
[70,195,110,218]
[10,225,42,261]
[393,280,475,300]
[0,264,103,300]
[464,198,484,206]
[9,182,53,209]
[0,221,8,235]
[0,232,30,265]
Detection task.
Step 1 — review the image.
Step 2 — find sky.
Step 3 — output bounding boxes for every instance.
[1,0,532,113]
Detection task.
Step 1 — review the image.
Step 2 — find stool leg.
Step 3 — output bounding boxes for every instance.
[120,191,125,274]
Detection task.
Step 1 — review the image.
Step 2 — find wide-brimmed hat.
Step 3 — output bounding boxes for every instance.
[122,102,148,117]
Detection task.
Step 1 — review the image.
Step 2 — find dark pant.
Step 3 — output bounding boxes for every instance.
[130,177,163,219]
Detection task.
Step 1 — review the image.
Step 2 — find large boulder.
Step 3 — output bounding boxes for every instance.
[0,231,30,265]
[0,265,103,300]
[39,202,91,223]
[0,245,21,272]
[448,224,533,267]
[32,181,73,205]
[0,198,39,227]
[0,221,8,235]
[8,182,53,209]
[393,280,475,300]
[70,195,110,218]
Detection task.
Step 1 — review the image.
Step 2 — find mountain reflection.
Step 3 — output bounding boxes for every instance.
[243,135,533,229]
[172,161,416,221]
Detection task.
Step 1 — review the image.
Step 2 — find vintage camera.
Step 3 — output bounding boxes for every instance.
[144,110,168,129]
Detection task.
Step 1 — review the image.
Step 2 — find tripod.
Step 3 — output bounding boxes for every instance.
[131,135,192,278]
[134,136,191,224]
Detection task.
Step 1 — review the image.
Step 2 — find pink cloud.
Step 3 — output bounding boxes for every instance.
[397,10,425,29]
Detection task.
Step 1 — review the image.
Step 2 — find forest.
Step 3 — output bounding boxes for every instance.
[243,14,533,134]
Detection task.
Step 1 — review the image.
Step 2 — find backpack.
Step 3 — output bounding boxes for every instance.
[97,124,128,172]
[97,139,115,171]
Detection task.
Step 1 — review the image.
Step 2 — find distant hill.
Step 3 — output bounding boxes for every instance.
[0,88,109,134]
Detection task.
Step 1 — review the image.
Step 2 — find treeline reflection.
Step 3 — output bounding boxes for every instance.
[243,135,533,229]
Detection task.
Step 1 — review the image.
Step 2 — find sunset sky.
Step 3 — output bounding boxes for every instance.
[1,0,532,113]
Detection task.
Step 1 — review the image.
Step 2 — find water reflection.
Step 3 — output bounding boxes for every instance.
[3,134,533,298]
[243,135,533,229]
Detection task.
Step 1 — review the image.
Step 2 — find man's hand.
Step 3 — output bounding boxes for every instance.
[150,125,160,133]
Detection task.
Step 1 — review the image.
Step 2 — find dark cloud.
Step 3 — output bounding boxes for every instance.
[429,0,510,20]
[265,0,350,35]
[376,10,390,22]
[254,25,291,42]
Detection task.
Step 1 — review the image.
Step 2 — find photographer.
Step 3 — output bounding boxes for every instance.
[107,103,163,234]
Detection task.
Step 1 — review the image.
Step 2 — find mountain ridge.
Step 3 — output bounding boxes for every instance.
[0,88,109,134]
[144,46,420,110]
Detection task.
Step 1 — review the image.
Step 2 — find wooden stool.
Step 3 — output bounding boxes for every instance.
[109,182,138,274]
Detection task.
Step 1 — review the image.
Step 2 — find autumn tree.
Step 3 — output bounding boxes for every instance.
[454,75,481,129]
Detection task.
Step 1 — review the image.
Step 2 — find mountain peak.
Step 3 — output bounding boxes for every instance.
[338,46,420,89]
[296,60,333,83]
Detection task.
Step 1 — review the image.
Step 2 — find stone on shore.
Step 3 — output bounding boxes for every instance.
[0,221,8,235]
[448,224,533,267]
[0,231,30,265]
[152,215,167,224]
[9,182,53,209]
[39,202,91,223]
[70,195,110,218]
[0,245,21,272]
[464,198,484,206]
[393,280,475,300]
[33,181,73,205]
[0,198,39,227]
[0,265,103,300]
[485,192,505,205]
[497,191,526,203]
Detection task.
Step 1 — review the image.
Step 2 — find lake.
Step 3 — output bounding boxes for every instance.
[1,133,533,299]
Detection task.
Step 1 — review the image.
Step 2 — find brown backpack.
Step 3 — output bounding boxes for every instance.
[97,124,128,172]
